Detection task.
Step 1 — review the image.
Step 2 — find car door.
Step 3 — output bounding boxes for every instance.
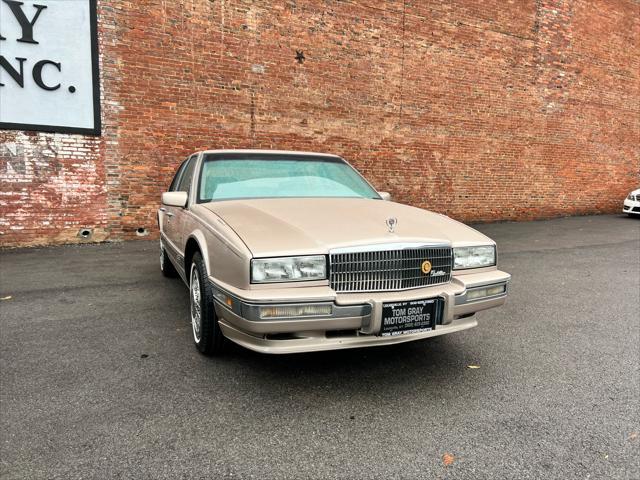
[160,158,189,266]
[170,153,199,258]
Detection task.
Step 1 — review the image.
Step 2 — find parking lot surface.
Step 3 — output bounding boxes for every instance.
[1,214,639,479]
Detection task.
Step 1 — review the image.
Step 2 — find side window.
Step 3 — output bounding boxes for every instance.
[177,154,198,194]
[169,159,188,192]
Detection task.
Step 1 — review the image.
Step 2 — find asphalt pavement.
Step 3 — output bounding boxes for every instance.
[1,214,639,479]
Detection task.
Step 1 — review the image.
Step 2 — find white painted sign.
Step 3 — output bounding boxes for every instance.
[0,0,100,134]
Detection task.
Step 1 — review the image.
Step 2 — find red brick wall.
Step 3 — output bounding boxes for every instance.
[0,132,108,246]
[1,0,638,247]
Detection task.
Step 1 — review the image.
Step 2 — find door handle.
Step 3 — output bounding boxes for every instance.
[166,212,174,218]
[159,207,167,212]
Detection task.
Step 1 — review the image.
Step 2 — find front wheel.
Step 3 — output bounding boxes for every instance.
[190,252,225,355]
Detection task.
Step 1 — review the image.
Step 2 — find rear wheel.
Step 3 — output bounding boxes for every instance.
[160,241,178,277]
[190,252,225,355]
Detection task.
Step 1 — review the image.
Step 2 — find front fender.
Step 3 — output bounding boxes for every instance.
[185,206,252,288]
[187,229,212,275]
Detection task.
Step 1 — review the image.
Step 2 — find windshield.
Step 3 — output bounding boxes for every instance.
[197,154,380,202]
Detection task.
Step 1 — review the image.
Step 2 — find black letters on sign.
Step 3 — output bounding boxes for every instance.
[1,0,47,44]
[0,56,26,87]
[32,59,61,90]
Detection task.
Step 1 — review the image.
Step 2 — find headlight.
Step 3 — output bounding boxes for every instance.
[453,245,496,270]
[251,255,327,283]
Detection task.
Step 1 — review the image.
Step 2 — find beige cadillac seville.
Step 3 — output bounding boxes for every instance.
[158,150,510,355]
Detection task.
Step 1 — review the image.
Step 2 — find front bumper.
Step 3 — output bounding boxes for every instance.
[211,270,510,354]
[623,199,640,214]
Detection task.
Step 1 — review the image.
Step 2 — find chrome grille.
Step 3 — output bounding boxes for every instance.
[329,246,453,292]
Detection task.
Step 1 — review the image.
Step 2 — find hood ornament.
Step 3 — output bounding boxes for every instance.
[385,217,397,233]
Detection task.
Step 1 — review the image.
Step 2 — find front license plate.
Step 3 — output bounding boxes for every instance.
[380,298,440,336]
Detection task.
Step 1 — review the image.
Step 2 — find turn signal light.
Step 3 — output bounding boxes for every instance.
[466,284,506,300]
[213,290,234,308]
[259,304,332,319]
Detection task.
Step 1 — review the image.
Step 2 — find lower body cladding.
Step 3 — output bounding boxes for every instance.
[212,271,510,354]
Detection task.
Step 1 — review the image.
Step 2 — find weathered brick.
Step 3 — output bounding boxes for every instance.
[0,0,638,248]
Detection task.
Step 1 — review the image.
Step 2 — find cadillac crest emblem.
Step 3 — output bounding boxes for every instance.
[385,217,397,233]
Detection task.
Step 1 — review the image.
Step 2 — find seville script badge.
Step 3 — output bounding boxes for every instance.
[386,217,397,233]
[421,260,432,275]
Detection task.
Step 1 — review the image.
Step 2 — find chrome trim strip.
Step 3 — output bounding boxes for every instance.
[330,242,450,254]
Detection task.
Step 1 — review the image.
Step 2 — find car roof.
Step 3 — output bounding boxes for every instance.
[197,149,342,159]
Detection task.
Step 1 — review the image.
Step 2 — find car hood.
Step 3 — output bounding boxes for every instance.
[202,198,493,257]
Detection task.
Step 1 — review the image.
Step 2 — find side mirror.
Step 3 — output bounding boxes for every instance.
[162,191,188,208]
[378,191,391,201]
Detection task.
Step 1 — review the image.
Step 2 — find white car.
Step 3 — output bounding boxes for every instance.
[623,189,640,217]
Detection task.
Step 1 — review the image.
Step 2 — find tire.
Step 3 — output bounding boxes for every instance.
[189,252,225,355]
[160,241,178,277]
